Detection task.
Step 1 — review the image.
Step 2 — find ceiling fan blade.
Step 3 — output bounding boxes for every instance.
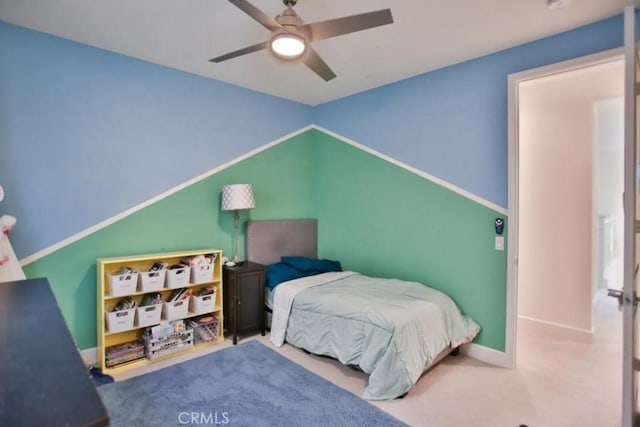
[228,0,282,31]
[302,47,337,82]
[300,9,393,43]
[209,41,269,62]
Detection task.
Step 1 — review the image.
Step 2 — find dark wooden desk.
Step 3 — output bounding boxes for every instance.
[0,278,109,427]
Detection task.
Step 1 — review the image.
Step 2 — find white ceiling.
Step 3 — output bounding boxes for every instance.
[0,0,637,106]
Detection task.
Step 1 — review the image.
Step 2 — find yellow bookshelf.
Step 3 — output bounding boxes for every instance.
[97,249,224,374]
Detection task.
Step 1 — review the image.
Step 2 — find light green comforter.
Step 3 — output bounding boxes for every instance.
[281,272,480,400]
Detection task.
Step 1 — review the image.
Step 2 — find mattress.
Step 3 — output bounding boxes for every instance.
[266,287,275,311]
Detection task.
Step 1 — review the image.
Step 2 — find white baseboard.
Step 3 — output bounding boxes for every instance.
[518,315,594,342]
[82,342,509,370]
[81,346,97,367]
[459,343,509,367]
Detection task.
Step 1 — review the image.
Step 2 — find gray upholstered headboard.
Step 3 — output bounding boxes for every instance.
[246,219,318,265]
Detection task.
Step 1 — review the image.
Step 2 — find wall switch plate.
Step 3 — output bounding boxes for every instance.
[495,236,505,251]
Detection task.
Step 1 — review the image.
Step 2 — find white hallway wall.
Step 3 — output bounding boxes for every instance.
[518,59,623,333]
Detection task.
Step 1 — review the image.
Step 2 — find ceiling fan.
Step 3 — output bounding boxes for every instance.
[209,0,393,81]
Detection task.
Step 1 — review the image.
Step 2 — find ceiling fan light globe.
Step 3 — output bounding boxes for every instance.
[270,33,306,59]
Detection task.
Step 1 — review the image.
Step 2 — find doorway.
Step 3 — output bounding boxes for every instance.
[517,59,623,337]
[506,50,625,423]
[506,48,624,367]
[594,96,625,293]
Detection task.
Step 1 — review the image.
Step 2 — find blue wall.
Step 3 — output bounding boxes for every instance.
[0,13,626,262]
[0,22,313,258]
[314,15,623,208]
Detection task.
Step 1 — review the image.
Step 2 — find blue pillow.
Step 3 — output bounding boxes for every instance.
[265,262,308,290]
[280,256,342,273]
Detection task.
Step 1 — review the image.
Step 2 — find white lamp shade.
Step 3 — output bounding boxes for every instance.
[221,184,255,211]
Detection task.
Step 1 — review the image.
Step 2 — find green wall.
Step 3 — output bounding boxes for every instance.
[312,130,507,350]
[23,128,507,352]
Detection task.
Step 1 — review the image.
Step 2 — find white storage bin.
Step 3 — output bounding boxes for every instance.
[165,267,191,289]
[136,304,163,328]
[105,308,136,333]
[108,272,139,297]
[144,329,194,360]
[189,292,216,315]
[138,270,166,292]
[190,264,214,284]
[163,300,189,321]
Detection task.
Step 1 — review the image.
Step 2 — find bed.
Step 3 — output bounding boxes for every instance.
[246,219,480,400]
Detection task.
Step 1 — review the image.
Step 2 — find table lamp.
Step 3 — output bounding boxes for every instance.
[221,184,255,264]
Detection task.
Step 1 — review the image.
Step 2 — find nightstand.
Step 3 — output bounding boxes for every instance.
[223,261,266,345]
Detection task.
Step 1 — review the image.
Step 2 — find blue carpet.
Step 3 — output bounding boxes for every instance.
[97,340,407,426]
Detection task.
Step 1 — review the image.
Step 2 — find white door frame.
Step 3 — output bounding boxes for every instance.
[505,47,623,368]
[621,6,638,425]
